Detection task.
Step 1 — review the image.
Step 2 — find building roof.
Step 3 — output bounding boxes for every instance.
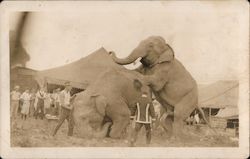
[35,47,124,89]
[11,66,38,77]
[215,107,238,119]
[198,80,239,108]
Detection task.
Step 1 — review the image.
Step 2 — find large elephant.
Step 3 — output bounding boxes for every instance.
[72,68,151,138]
[110,36,208,137]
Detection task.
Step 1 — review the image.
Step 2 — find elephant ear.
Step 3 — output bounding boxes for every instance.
[158,44,175,63]
[91,94,107,116]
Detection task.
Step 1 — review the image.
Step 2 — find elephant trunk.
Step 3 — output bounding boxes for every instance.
[112,47,147,65]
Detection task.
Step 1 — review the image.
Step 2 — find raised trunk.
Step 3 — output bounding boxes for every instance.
[112,47,147,65]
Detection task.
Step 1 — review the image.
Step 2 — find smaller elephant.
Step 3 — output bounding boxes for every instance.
[72,68,151,138]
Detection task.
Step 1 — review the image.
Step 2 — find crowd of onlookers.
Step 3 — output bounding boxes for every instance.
[10,84,200,130]
[10,85,62,121]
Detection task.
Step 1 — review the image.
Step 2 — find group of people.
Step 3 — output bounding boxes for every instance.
[10,82,76,137]
[11,82,162,146]
[10,85,62,121]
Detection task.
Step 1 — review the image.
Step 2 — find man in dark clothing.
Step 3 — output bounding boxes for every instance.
[130,92,156,147]
[34,88,45,120]
[52,82,76,136]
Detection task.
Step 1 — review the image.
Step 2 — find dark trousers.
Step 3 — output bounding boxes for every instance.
[29,100,35,117]
[130,122,151,146]
[35,99,44,119]
[52,107,74,136]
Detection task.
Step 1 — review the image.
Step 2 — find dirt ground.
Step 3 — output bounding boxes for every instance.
[11,117,238,147]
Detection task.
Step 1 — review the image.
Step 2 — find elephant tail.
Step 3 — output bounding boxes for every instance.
[91,95,113,138]
[197,106,210,127]
[197,106,218,134]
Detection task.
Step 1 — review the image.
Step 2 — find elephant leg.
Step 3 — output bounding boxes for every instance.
[108,103,130,139]
[173,87,198,139]
[154,92,174,136]
[73,116,91,138]
[160,112,174,137]
[109,116,130,138]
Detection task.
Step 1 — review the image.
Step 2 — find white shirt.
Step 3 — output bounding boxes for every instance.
[44,93,52,108]
[11,91,21,100]
[194,113,200,123]
[59,90,71,106]
[34,90,45,109]
[20,92,31,101]
[36,90,45,99]
[51,93,60,102]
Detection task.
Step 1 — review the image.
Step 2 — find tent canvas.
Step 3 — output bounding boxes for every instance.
[198,80,239,108]
[35,47,124,89]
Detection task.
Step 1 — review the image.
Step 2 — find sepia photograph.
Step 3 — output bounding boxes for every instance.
[0,0,249,158]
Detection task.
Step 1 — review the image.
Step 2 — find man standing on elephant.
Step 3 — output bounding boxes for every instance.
[129,91,156,147]
[52,82,75,137]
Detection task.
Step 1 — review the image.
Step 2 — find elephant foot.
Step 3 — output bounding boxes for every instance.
[171,128,197,143]
[169,135,178,142]
[129,141,135,147]
[168,134,186,143]
[109,116,130,139]
[172,121,192,141]
[94,122,112,138]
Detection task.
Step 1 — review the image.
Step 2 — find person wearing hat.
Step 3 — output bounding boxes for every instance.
[10,85,21,119]
[52,82,76,136]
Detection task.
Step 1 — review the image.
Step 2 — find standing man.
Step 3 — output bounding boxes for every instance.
[10,85,21,119]
[130,91,156,147]
[53,88,61,116]
[52,82,75,136]
[29,88,36,117]
[34,87,45,119]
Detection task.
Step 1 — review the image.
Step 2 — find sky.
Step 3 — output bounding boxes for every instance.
[10,1,248,84]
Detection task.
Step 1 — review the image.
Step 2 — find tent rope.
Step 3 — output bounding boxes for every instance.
[199,83,239,104]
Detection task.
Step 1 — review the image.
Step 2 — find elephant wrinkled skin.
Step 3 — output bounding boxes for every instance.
[72,68,151,138]
[111,36,209,137]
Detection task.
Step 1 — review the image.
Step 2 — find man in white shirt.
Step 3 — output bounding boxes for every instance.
[10,85,21,119]
[52,82,75,136]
